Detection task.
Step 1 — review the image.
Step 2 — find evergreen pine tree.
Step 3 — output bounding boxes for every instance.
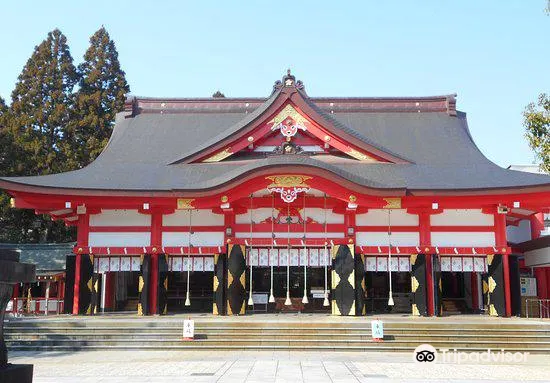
[74,26,129,166]
[10,29,79,175]
[3,29,78,243]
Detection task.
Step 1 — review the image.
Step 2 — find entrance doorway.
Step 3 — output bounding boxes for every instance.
[248,266,331,313]
[167,271,213,313]
[441,271,484,314]
[101,271,139,312]
[366,271,412,313]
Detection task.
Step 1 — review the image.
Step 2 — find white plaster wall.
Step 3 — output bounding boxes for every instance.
[356,209,418,226]
[506,220,531,244]
[356,232,420,246]
[305,208,344,224]
[236,208,274,224]
[235,232,344,239]
[430,209,494,226]
[162,232,224,246]
[163,210,223,226]
[431,232,495,247]
[88,232,151,247]
[90,209,151,227]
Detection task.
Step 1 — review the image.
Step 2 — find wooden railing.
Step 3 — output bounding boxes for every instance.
[525,298,550,319]
[7,297,64,316]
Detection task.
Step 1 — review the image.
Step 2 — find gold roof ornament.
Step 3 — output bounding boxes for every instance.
[383,197,402,209]
[269,104,309,127]
[177,198,195,209]
[203,147,233,163]
[266,175,312,188]
[347,148,376,162]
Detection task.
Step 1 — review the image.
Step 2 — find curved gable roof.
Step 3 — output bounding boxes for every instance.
[2,72,550,195]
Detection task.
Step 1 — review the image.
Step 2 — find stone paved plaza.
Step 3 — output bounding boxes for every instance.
[10,349,550,382]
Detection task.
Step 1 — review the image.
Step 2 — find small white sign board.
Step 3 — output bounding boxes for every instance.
[371,320,384,340]
[183,319,195,340]
[520,277,537,297]
[252,293,268,305]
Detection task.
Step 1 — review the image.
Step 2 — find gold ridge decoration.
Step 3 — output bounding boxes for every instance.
[383,197,402,209]
[269,104,309,126]
[266,175,312,188]
[203,147,233,163]
[177,198,195,209]
[266,175,312,203]
[347,148,377,162]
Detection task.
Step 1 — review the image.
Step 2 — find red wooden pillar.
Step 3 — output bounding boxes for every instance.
[419,211,435,316]
[535,268,548,299]
[12,283,20,299]
[223,208,235,244]
[546,268,550,298]
[149,211,163,315]
[494,212,511,317]
[72,253,82,315]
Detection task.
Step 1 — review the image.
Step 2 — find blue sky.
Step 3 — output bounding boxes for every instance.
[1,1,549,167]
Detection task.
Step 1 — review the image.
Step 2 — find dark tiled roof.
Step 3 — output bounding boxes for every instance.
[0,243,73,271]
[2,89,550,193]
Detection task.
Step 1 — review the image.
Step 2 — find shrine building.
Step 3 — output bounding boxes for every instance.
[2,71,550,318]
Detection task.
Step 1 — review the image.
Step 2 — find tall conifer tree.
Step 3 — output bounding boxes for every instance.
[74,27,129,167]
[3,30,77,242]
[10,29,79,175]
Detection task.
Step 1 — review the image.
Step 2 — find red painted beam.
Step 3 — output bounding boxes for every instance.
[535,268,548,299]
[89,226,151,232]
[72,252,81,315]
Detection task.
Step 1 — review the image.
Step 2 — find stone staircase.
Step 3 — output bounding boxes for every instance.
[4,317,550,353]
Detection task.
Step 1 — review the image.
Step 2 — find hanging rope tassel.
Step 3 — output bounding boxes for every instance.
[323,244,330,307]
[185,209,193,307]
[302,193,308,304]
[269,193,275,303]
[323,194,330,307]
[285,203,292,306]
[248,194,254,306]
[387,209,394,306]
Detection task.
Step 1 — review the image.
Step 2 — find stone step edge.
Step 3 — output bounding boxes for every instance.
[6,326,550,332]
[7,339,550,345]
[6,332,550,339]
[7,345,550,353]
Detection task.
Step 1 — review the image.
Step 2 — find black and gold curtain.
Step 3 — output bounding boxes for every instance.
[487,254,505,316]
[90,272,101,315]
[354,253,366,316]
[138,254,151,316]
[79,254,94,315]
[331,244,355,316]
[227,244,246,315]
[213,253,227,315]
[157,254,169,315]
[64,255,76,314]
[410,254,428,316]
